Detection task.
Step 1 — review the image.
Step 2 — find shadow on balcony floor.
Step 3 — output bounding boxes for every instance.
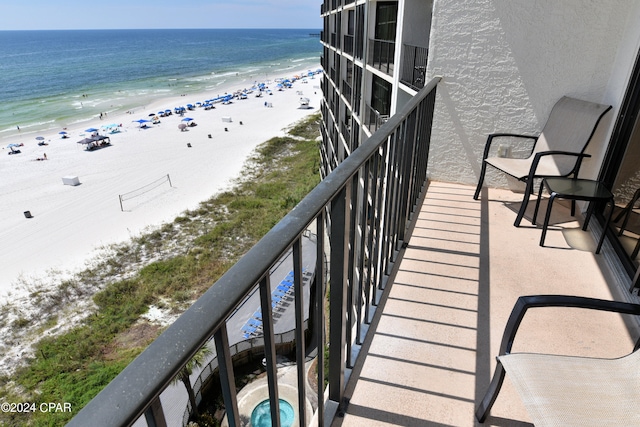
[332,181,637,427]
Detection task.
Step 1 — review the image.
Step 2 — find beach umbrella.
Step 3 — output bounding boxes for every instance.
[36,136,45,141]
[133,119,150,128]
[85,128,99,133]
[178,123,187,130]
[181,117,194,122]
[7,143,20,148]
[59,131,67,135]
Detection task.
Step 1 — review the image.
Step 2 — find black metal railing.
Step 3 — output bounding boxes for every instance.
[343,34,354,56]
[340,120,351,147]
[400,44,429,90]
[330,32,338,49]
[368,38,396,75]
[364,103,390,133]
[68,77,440,427]
[342,79,352,103]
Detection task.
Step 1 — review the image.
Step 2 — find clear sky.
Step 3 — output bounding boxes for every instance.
[0,0,321,30]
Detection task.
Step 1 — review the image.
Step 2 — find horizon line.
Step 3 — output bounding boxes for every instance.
[0,27,322,32]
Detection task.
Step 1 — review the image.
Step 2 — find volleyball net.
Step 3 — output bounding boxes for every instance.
[119,174,173,211]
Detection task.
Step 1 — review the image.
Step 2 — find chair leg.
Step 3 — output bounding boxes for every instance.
[540,193,557,246]
[596,199,614,254]
[474,161,489,200]
[475,361,507,423]
[514,179,534,227]
[532,180,546,225]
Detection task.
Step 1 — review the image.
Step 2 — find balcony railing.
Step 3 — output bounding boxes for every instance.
[340,119,351,148]
[330,32,338,49]
[364,103,390,133]
[342,79,352,103]
[68,77,441,427]
[368,38,396,75]
[343,34,354,56]
[400,44,429,90]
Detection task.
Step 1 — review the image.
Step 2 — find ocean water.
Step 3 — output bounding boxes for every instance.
[0,29,321,140]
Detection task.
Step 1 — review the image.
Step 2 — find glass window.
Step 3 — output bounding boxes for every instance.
[375,2,398,41]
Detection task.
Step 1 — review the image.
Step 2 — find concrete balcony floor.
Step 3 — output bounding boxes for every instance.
[332,181,639,427]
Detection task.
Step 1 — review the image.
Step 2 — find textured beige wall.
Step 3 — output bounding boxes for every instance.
[425,0,640,187]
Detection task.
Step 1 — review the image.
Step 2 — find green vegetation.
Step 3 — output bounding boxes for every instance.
[0,113,321,426]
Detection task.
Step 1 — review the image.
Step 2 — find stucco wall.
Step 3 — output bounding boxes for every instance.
[425,0,640,188]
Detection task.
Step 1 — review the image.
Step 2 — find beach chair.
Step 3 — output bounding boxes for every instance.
[277,284,291,293]
[242,325,257,336]
[473,96,612,226]
[476,295,640,425]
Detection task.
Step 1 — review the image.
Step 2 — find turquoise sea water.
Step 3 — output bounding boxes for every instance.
[0,29,321,140]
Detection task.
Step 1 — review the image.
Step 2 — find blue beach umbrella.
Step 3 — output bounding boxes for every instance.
[181,117,194,122]
[85,128,99,133]
[133,119,150,128]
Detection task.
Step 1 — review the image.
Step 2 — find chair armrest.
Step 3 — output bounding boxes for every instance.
[498,295,640,357]
[481,133,538,161]
[527,150,592,182]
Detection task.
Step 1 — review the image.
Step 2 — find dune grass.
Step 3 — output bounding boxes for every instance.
[0,113,322,426]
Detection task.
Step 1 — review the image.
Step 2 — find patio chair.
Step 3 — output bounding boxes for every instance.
[476,295,640,425]
[615,187,640,237]
[473,96,612,226]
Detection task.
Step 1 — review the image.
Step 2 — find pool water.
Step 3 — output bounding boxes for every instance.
[250,399,295,427]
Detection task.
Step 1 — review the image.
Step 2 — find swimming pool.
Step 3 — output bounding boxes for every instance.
[250,398,295,427]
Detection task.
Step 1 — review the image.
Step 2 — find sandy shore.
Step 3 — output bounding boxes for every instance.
[0,68,322,298]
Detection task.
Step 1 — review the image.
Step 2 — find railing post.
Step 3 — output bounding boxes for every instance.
[144,397,167,427]
[398,110,417,243]
[293,239,307,426]
[328,184,351,404]
[214,325,240,427]
[259,276,281,427]
[315,211,326,427]
[346,174,359,367]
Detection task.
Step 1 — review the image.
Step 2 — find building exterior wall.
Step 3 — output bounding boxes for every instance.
[322,0,640,191]
[426,0,640,187]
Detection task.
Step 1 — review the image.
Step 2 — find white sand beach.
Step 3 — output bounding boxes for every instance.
[0,69,322,300]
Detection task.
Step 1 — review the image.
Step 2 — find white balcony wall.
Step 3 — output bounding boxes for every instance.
[425,0,640,187]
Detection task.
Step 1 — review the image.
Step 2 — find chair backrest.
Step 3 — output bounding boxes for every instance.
[534,96,612,174]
